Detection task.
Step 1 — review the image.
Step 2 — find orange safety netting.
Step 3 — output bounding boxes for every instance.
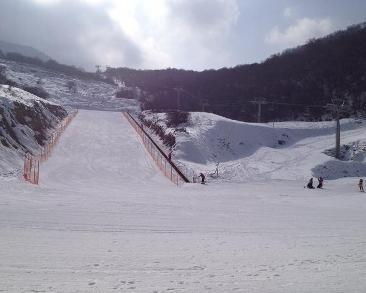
[122,112,189,186]
[23,110,78,185]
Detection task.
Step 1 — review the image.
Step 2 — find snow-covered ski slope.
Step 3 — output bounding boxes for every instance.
[2,110,366,292]
[40,110,170,190]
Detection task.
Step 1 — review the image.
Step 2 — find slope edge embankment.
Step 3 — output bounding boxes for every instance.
[123,112,190,185]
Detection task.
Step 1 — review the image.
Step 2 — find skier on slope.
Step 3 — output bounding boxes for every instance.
[317,177,324,189]
[167,150,172,161]
[358,178,364,192]
[199,173,206,184]
[307,178,315,189]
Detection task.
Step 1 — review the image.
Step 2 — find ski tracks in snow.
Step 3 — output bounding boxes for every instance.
[2,111,366,292]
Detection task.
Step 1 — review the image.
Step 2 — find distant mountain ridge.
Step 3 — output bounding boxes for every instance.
[105,21,366,122]
[0,40,50,62]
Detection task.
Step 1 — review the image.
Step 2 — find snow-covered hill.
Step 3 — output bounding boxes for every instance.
[0,85,67,175]
[140,111,366,183]
[0,58,140,112]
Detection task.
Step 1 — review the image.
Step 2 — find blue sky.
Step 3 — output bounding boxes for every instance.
[0,0,365,70]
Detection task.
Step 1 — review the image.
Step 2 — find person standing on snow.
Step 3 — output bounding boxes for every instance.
[307,178,314,189]
[317,177,324,189]
[199,173,206,184]
[358,178,364,192]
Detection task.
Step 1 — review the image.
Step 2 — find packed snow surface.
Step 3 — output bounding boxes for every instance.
[1,110,366,292]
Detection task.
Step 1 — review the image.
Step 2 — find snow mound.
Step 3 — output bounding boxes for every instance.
[150,112,366,182]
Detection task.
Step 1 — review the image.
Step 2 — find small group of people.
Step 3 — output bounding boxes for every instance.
[307,177,324,189]
[307,177,365,192]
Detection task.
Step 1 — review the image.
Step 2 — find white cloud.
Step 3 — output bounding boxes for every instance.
[167,0,239,35]
[161,0,240,68]
[109,0,240,69]
[283,7,294,19]
[0,0,143,70]
[3,0,240,70]
[32,0,58,3]
[265,17,333,47]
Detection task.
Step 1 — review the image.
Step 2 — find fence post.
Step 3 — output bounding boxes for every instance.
[32,160,36,184]
[35,160,39,185]
[23,155,27,180]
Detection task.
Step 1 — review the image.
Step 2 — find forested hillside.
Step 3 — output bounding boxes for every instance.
[106,22,366,122]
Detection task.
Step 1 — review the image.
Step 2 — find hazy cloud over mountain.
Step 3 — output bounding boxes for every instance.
[265,17,333,47]
[0,0,142,70]
[0,0,365,70]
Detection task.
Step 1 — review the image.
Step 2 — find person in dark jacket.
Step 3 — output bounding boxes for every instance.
[307,178,314,189]
[359,178,364,192]
[199,173,206,184]
[317,177,324,189]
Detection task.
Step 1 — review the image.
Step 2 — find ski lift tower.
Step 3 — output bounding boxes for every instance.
[250,98,268,123]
